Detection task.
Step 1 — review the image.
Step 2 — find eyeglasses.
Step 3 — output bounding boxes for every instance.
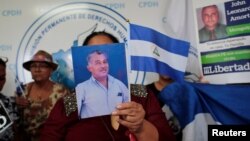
[30,63,50,70]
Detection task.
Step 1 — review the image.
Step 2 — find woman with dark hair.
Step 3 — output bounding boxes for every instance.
[40,31,176,141]
[82,31,119,45]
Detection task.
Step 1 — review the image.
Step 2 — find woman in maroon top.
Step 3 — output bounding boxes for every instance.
[40,31,176,141]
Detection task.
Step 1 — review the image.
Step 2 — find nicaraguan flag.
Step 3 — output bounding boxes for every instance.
[163,0,202,82]
[129,23,190,82]
[160,82,250,141]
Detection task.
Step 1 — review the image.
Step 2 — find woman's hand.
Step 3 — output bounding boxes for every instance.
[112,101,145,133]
[198,75,209,83]
[112,101,158,141]
[15,96,30,108]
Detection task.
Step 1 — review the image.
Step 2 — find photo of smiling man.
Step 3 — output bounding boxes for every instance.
[74,46,129,119]
[198,4,228,43]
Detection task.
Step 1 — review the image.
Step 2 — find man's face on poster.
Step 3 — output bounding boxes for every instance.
[202,6,219,31]
[87,53,109,80]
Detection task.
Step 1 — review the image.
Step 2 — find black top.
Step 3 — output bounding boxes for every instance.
[146,83,164,107]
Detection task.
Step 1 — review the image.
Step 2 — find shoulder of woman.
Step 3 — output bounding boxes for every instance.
[53,83,67,89]
[130,84,148,98]
[53,83,70,92]
[63,92,77,117]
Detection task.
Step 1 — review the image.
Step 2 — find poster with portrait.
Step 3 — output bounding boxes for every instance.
[0,101,13,133]
[71,43,130,119]
[193,0,250,84]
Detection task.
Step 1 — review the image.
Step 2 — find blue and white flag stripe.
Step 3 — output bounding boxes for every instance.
[131,56,185,82]
[130,23,190,57]
[130,40,188,72]
[129,23,190,81]
[160,82,250,141]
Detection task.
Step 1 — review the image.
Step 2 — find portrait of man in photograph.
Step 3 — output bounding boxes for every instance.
[72,43,130,119]
[197,4,228,43]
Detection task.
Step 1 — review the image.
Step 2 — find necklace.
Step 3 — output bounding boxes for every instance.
[29,82,53,101]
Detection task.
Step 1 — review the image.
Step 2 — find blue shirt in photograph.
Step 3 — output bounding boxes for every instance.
[76,75,129,119]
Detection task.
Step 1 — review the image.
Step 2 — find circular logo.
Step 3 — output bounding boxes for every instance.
[16,2,133,89]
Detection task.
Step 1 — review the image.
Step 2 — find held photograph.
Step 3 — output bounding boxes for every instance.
[71,43,130,119]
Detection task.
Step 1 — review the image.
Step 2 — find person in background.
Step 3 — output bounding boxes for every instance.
[0,57,19,141]
[146,75,182,140]
[40,31,176,141]
[146,74,209,141]
[199,5,227,43]
[146,75,174,107]
[15,50,70,141]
